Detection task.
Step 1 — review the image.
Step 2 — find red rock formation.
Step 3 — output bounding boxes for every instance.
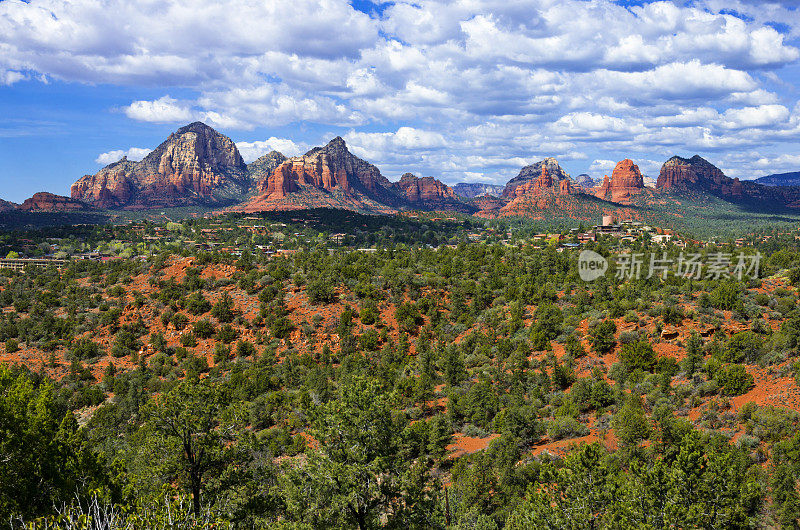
[253,137,399,206]
[656,155,728,191]
[597,175,611,199]
[610,159,644,202]
[502,157,570,197]
[238,137,416,213]
[559,179,572,195]
[593,160,644,203]
[392,173,474,212]
[538,166,552,188]
[393,173,456,202]
[261,163,300,199]
[247,151,287,184]
[18,192,88,211]
[471,195,507,214]
[0,199,17,212]
[655,154,800,207]
[71,122,250,209]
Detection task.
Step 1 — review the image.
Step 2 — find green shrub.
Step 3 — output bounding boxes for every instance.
[547,416,589,440]
[716,364,754,396]
[185,292,211,315]
[69,337,101,360]
[235,340,257,358]
[217,324,238,343]
[180,332,197,348]
[171,313,189,331]
[589,320,616,354]
[620,340,656,372]
[725,331,763,364]
[192,319,216,339]
[307,279,337,305]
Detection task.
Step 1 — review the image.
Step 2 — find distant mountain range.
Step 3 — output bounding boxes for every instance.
[755,171,800,187]
[452,183,505,198]
[6,121,800,220]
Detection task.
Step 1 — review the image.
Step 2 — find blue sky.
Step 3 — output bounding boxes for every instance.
[3,0,800,202]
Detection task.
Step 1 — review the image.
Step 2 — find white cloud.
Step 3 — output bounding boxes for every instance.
[719,104,790,129]
[345,127,448,160]
[1,70,26,85]
[589,159,616,173]
[95,147,151,165]
[4,0,800,181]
[236,138,310,162]
[124,96,193,123]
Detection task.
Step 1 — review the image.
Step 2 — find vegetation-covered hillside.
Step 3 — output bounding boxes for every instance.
[4,211,800,528]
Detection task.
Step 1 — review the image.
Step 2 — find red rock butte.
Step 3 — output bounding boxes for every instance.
[595,159,644,203]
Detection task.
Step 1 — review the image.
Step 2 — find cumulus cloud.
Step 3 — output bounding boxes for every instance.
[236,138,310,162]
[1,70,26,85]
[124,96,193,123]
[95,147,151,165]
[589,160,617,173]
[5,0,800,180]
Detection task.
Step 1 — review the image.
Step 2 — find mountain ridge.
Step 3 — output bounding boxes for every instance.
[54,122,800,217]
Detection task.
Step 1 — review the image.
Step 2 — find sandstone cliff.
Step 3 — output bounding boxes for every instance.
[18,192,88,212]
[657,156,729,192]
[71,122,250,209]
[239,137,404,213]
[392,173,476,213]
[259,138,395,201]
[0,199,18,212]
[247,151,287,185]
[502,157,570,198]
[656,155,800,208]
[593,159,644,203]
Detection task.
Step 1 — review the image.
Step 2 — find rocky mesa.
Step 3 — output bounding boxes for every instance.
[392,173,475,213]
[247,136,400,208]
[18,192,89,212]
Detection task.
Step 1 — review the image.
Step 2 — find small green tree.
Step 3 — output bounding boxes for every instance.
[211,292,235,323]
[620,340,657,372]
[612,393,651,448]
[589,320,617,354]
[281,377,441,529]
[716,364,754,396]
[142,378,240,516]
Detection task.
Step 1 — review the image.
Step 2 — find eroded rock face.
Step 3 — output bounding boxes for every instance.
[71,122,250,208]
[597,175,611,199]
[610,159,644,202]
[593,159,644,203]
[655,154,800,207]
[559,179,572,195]
[247,151,287,185]
[656,155,728,191]
[18,192,88,211]
[502,157,570,198]
[0,199,18,212]
[393,173,455,201]
[657,155,759,198]
[256,137,398,204]
[392,173,475,212]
